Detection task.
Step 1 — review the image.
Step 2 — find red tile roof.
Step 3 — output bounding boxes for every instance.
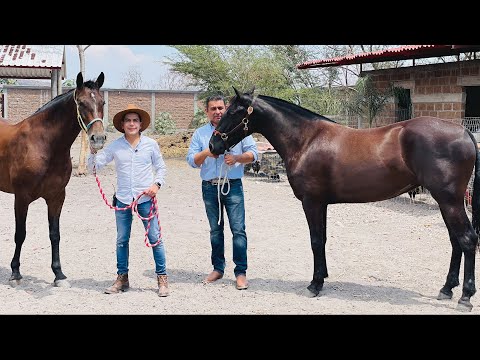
[0,45,66,79]
[297,45,480,69]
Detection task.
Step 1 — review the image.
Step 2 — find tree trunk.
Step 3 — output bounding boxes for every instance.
[77,132,89,176]
[75,45,91,176]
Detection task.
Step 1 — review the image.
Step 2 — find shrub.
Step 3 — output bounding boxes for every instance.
[189,109,209,129]
[154,111,177,135]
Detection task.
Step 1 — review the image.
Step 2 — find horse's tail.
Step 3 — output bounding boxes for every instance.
[465,129,480,239]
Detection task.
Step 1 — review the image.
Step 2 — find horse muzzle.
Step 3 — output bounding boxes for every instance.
[209,137,226,155]
[90,133,107,150]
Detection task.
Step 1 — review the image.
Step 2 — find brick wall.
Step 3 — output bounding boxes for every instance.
[155,92,197,129]
[363,59,480,126]
[3,86,200,131]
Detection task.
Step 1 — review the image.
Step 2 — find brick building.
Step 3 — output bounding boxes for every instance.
[1,85,201,131]
[364,59,480,127]
[297,45,480,129]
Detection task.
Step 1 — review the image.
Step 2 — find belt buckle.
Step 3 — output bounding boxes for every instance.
[210,178,220,185]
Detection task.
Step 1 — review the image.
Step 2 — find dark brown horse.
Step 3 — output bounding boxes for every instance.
[209,88,480,311]
[0,72,107,287]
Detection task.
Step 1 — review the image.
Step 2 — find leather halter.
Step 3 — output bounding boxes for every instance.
[73,89,104,133]
[212,98,255,142]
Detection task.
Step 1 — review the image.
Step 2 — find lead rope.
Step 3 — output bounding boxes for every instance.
[92,157,162,247]
[217,150,232,225]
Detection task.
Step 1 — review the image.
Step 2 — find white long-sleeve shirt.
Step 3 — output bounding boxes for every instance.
[88,134,166,204]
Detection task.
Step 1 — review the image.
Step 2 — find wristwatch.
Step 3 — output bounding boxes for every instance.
[155,182,161,188]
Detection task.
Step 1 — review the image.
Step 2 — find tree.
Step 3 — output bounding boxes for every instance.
[341,75,393,128]
[156,71,193,90]
[167,46,315,102]
[166,45,343,115]
[121,66,143,89]
[62,79,75,87]
[0,79,17,93]
[75,45,91,176]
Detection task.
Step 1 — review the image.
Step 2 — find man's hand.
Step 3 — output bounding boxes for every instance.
[205,149,219,159]
[224,153,238,166]
[144,183,160,197]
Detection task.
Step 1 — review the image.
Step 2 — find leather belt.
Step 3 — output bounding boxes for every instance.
[205,178,222,185]
[203,178,240,185]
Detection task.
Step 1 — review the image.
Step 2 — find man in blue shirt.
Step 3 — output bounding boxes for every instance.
[186,95,258,290]
[88,104,169,297]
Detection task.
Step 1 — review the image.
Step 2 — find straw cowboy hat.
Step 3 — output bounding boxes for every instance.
[112,104,151,133]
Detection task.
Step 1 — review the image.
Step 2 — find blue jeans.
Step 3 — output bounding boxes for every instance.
[202,179,247,277]
[115,199,166,275]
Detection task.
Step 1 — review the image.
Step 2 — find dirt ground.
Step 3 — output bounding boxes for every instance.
[0,132,479,315]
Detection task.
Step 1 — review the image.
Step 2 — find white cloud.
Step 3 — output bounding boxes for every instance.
[65,45,177,89]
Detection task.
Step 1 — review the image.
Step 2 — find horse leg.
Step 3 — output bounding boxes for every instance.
[322,208,328,278]
[46,191,70,287]
[437,202,477,311]
[302,198,328,296]
[437,214,461,300]
[9,196,30,284]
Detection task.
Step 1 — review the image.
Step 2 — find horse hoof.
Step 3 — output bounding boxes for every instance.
[437,291,452,300]
[54,279,71,288]
[304,288,319,298]
[306,284,321,297]
[8,279,22,287]
[456,299,473,312]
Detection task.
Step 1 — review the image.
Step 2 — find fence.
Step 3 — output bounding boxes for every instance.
[462,118,480,212]
[244,151,286,182]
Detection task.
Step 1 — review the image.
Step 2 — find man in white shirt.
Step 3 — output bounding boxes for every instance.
[88,104,169,297]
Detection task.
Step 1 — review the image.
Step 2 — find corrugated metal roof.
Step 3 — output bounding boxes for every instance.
[0,45,66,79]
[297,45,480,69]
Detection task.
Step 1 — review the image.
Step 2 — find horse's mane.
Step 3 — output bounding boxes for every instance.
[34,80,99,114]
[258,95,336,123]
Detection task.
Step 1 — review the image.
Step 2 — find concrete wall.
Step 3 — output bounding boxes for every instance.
[2,86,200,132]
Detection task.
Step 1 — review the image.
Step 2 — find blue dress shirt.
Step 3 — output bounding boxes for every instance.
[186,122,258,180]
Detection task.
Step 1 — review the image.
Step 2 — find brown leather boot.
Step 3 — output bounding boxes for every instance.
[104,274,129,294]
[157,274,169,297]
[235,274,248,290]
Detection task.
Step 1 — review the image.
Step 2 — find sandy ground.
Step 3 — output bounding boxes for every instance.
[0,133,479,315]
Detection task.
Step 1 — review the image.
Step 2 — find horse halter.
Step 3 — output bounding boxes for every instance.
[73,89,104,133]
[213,98,255,142]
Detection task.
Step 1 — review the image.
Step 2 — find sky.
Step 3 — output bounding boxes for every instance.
[64,45,180,89]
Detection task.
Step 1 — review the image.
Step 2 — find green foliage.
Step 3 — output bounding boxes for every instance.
[340,75,393,127]
[0,79,17,85]
[154,111,177,135]
[164,45,404,121]
[167,45,328,112]
[0,78,17,93]
[189,109,209,129]
[63,79,75,87]
[296,87,343,115]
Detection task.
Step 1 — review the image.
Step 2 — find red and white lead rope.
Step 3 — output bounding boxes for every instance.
[92,161,162,248]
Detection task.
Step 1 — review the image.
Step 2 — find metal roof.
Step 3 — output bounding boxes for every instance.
[0,45,66,79]
[297,45,480,69]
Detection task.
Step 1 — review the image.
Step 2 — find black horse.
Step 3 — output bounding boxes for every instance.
[209,88,480,311]
[0,72,106,287]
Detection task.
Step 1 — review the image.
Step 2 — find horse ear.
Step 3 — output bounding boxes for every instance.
[76,72,84,89]
[233,86,241,98]
[247,86,255,95]
[96,72,105,88]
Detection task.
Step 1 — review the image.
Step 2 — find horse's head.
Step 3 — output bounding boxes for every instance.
[209,87,255,155]
[74,72,107,150]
